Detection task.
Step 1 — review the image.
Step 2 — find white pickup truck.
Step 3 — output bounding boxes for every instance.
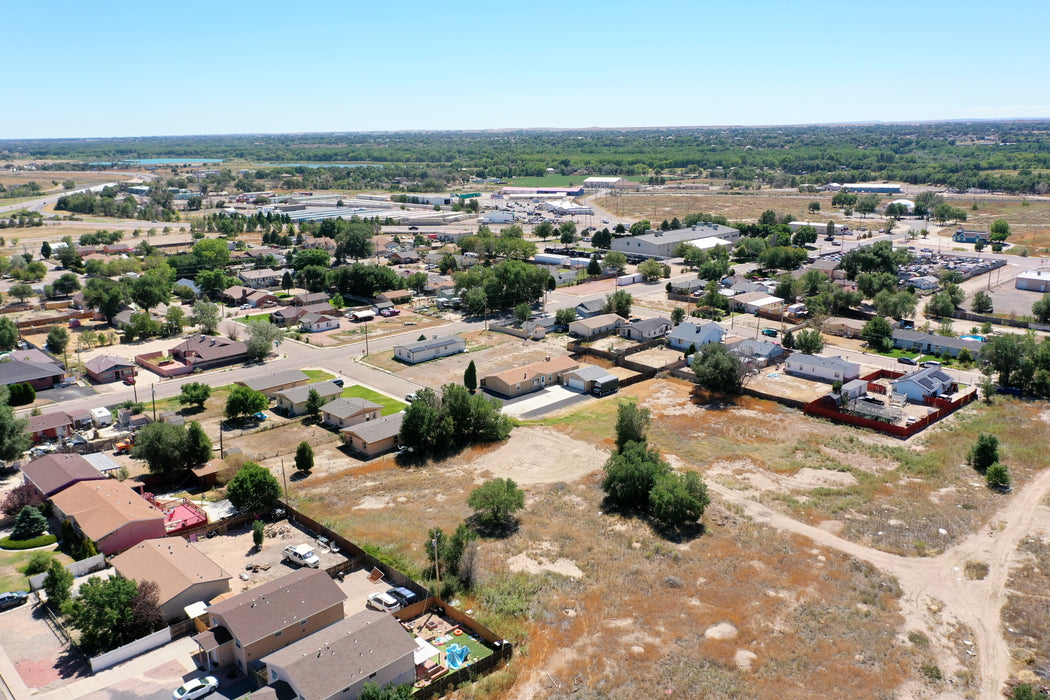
[283,544,320,568]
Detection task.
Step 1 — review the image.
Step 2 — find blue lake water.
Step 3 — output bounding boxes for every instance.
[118,158,224,165]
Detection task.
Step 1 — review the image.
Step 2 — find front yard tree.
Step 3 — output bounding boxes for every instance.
[190,300,220,334]
[304,388,324,421]
[514,303,531,323]
[860,316,894,352]
[294,441,314,473]
[177,382,211,409]
[82,277,126,323]
[794,329,825,355]
[12,505,48,541]
[692,343,746,394]
[555,307,577,326]
[225,386,268,421]
[467,477,525,528]
[1,481,43,518]
[43,558,74,608]
[46,326,69,354]
[637,258,664,282]
[226,461,282,513]
[649,471,710,528]
[603,289,633,318]
[464,360,477,393]
[670,306,686,326]
[615,398,651,451]
[244,320,282,362]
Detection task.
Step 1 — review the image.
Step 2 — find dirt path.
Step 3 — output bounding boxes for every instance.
[707,465,1050,699]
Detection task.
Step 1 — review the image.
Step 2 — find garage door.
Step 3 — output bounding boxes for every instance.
[566,377,586,392]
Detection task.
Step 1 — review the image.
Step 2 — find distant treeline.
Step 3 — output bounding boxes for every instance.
[4,121,1050,194]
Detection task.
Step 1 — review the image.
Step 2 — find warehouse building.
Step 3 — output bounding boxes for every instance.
[610,223,740,258]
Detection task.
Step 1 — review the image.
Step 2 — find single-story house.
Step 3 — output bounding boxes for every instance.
[375,289,414,305]
[891,329,982,358]
[480,356,580,398]
[50,479,166,555]
[784,354,860,383]
[824,317,869,339]
[237,370,309,397]
[394,335,466,364]
[952,229,991,244]
[271,302,331,326]
[194,569,347,674]
[260,610,416,700]
[26,411,73,443]
[727,338,786,367]
[908,276,940,291]
[340,412,405,457]
[300,312,340,333]
[388,250,419,265]
[21,453,107,498]
[321,397,382,429]
[621,317,672,341]
[667,322,725,352]
[568,313,624,339]
[175,278,202,298]
[84,355,136,383]
[237,268,283,289]
[222,286,252,305]
[891,367,955,402]
[574,299,606,318]
[111,538,232,623]
[0,357,65,390]
[172,335,248,370]
[246,291,279,308]
[562,365,619,395]
[274,381,343,416]
[290,292,329,307]
[808,258,843,279]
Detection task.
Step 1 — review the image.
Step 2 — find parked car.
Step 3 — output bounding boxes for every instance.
[366,591,402,613]
[332,378,344,387]
[173,676,219,700]
[0,591,29,611]
[239,303,251,310]
[379,308,400,317]
[920,360,942,368]
[123,376,136,385]
[405,392,418,402]
[761,328,778,338]
[897,357,918,366]
[283,544,320,568]
[386,586,419,608]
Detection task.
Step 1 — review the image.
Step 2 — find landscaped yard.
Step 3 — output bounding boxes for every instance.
[303,369,336,382]
[340,385,406,415]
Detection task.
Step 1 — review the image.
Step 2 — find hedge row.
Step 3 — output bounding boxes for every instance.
[0,534,58,550]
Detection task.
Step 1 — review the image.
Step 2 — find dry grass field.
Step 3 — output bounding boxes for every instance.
[595,191,842,224]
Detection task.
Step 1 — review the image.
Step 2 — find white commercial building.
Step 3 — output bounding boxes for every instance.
[610,223,740,258]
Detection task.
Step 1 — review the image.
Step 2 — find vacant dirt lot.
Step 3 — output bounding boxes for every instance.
[595,191,846,224]
[744,366,830,403]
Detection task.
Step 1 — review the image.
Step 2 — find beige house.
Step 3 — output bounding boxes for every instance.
[238,370,310,398]
[321,397,382,429]
[568,313,624,339]
[274,381,342,416]
[340,413,404,457]
[480,356,579,398]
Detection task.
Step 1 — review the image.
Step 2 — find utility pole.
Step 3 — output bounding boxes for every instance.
[281,459,289,503]
[432,536,441,587]
[363,321,369,356]
[218,421,223,458]
[151,384,156,421]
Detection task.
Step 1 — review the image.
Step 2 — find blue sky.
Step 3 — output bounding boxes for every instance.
[4,0,1048,139]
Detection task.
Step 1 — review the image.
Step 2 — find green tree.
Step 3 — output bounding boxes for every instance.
[52,272,81,295]
[131,422,190,477]
[192,238,231,270]
[295,441,314,473]
[791,225,818,247]
[794,329,825,354]
[603,289,633,318]
[281,270,293,291]
[691,343,746,394]
[83,278,127,323]
[131,269,172,312]
[602,440,671,509]
[177,382,211,408]
[467,477,525,528]
[860,316,894,352]
[603,251,628,275]
[637,258,664,282]
[43,558,74,608]
[225,385,268,420]
[514,302,532,323]
[0,386,30,460]
[304,388,324,421]
[195,270,233,299]
[244,320,282,362]
[558,221,577,245]
[808,201,821,213]
[873,290,918,320]
[358,682,414,700]
[8,382,35,406]
[971,290,993,314]
[12,505,48,541]
[586,256,602,276]
[184,421,213,466]
[464,360,477,393]
[967,434,1000,471]
[190,300,220,334]
[46,325,69,354]
[0,317,17,351]
[9,283,34,303]
[62,576,161,656]
[165,305,187,335]
[533,222,554,241]
[649,471,710,528]
[1032,295,1050,324]
[40,241,51,259]
[758,209,778,226]
[985,463,1011,489]
[924,292,955,318]
[226,461,282,513]
[555,307,576,326]
[855,194,880,216]
[252,519,265,548]
[615,399,651,451]
[990,219,1011,242]
[592,228,612,249]
[670,306,686,326]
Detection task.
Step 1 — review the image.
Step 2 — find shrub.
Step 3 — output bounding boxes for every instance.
[986,462,1011,489]
[23,551,53,575]
[252,519,265,548]
[0,534,58,549]
[12,505,47,540]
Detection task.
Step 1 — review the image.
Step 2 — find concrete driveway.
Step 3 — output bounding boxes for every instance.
[497,385,589,418]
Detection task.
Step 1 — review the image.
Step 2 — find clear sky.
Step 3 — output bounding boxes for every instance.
[4,0,1049,139]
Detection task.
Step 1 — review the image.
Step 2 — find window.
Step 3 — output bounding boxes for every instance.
[300,619,308,626]
[274,630,282,638]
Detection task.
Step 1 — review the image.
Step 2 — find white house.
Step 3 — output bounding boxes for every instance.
[299,312,340,333]
[890,367,954,402]
[784,354,860,383]
[393,335,466,364]
[321,398,382,429]
[667,322,725,352]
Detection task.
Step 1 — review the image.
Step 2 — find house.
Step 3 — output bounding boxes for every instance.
[784,354,860,383]
[274,382,342,416]
[260,610,416,700]
[321,397,382,429]
[891,329,982,358]
[271,302,331,326]
[480,356,579,398]
[49,479,166,555]
[808,259,843,280]
[393,335,466,364]
[246,291,279,308]
[562,365,619,395]
[891,366,955,402]
[727,338,786,368]
[824,317,869,339]
[193,569,347,674]
[238,370,309,397]
[290,292,329,307]
[26,411,73,443]
[300,312,340,333]
[574,299,606,318]
[568,313,624,339]
[83,355,136,383]
[238,268,284,290]
[222,286,252,305]
[21,453,107,498]
[952,229,991,244]
[375,289,413,305]
[111,538,232,623]
[340,412,405,457]
[172,335,248,370]
[621,317,672,341]
[174,278,202,298]
[730,292,783,314]
[388,250,419,265]
[908,276,940,291]
[0,357,65,390]
[667,322,725,352]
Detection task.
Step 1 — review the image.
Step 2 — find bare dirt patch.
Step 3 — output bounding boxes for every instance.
[469,427,608,485]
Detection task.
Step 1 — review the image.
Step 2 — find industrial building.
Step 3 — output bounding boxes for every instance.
[823,183,903,194]
[582,176,641,190]
[1016,269,1050,293]
[500,185,585,198]
[610,223,740,258]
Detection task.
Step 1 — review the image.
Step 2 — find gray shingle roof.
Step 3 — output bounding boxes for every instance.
[274,381,342,405]
[340,412,404,441]
[241,370,309,392]
[322,397,382,420]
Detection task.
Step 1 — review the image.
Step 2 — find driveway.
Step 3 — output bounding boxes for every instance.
[496,385,589,418]
[35,383,98,404]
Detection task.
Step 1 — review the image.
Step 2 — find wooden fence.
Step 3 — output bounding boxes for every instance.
[803,388,977,439]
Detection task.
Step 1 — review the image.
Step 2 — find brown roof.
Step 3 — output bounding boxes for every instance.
[22,453,106,496]
[261,611,416,698]
[111,538,231,607]
[485,356,579,385]
[27,411,72,433]
[50,480,164,541]
[173,335,248,363]
[192,458,225,478]
[208,569,346,646]
[84,355,135,374]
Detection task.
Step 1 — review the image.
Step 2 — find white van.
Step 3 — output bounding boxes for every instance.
[920,360,942,368]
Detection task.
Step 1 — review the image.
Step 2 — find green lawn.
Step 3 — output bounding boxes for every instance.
[874,347,921,360]
[340,385,406,416]
[241,313,272,324]
[303,369,335,383]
